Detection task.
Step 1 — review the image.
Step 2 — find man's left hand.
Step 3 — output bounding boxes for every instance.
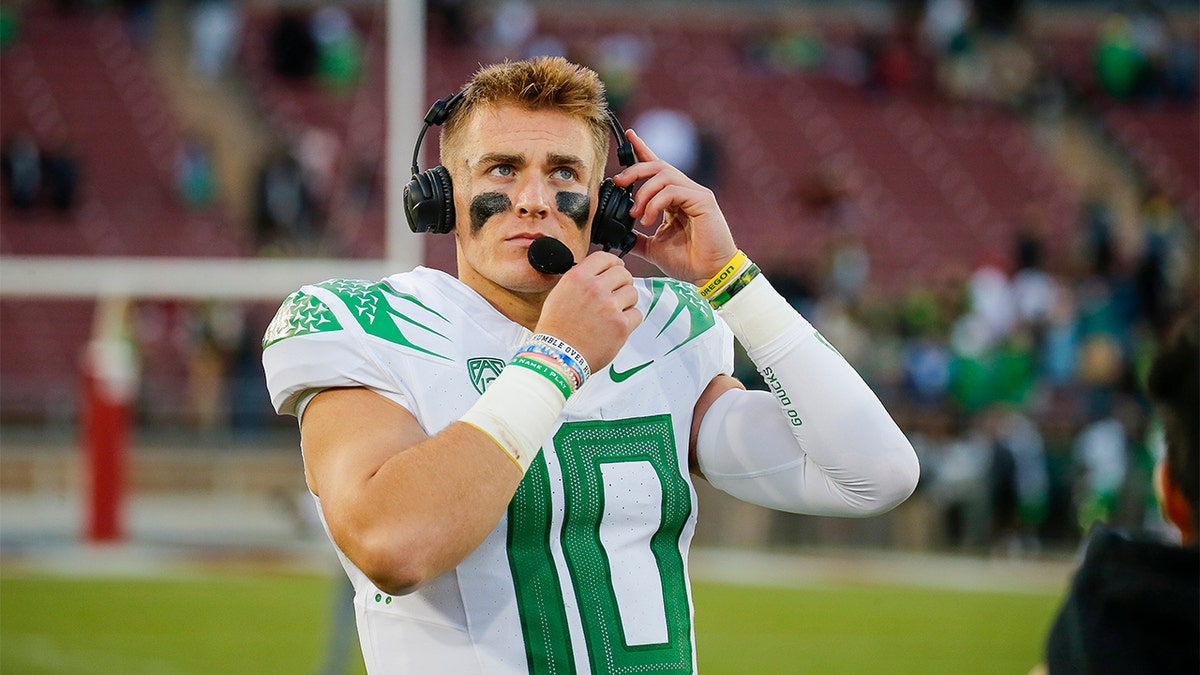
[613,129,739,287]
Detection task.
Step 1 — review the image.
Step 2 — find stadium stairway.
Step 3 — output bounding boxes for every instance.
[143,0,274,238]
[237,4,389,258]
[1035,16,1200,227]
[1102,104,1200,222]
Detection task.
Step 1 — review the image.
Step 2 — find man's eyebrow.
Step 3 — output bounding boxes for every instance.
[475,152,526,169]
[547,152,587,170]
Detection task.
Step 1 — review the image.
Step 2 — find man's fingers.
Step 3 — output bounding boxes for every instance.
[626,166,709,222]
[570,250,622,274]
[613,283,640,312]
[628,230,653,262]
[622,305,643,333]
[640,184,710,227]
[627,128,658,163]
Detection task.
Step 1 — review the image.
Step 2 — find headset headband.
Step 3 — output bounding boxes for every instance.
[410,91,464,177]
[409,92,634,178]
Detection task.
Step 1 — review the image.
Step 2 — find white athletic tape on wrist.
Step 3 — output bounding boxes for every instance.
[715,274,813,353]
[459,362,567,473]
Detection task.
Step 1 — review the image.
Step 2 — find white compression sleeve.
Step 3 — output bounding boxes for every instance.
[697,276,919,516]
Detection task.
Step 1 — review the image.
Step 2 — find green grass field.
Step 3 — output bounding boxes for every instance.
[0,570,1063,674]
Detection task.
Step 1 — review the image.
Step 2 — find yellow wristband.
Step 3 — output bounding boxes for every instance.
[698,250,749,298]
[708,262,761,309]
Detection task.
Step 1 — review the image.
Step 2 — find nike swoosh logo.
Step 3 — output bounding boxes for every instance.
[609,360,654,383]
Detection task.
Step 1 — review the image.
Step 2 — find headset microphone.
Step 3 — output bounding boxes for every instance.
[528,237,576,275]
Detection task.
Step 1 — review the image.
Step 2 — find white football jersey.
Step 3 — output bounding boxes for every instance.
[263,266,734,674]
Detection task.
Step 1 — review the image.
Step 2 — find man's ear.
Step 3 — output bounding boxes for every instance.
[1156,463,1195,544]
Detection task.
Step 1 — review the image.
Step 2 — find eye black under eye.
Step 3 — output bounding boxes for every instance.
[555,192,590,229]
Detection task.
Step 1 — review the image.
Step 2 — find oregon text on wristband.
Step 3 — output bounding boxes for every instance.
[521,343,587,389]
[529,333,591,380]
[708,262,762,309]
[509,355,575,399]
[698,250,749,299]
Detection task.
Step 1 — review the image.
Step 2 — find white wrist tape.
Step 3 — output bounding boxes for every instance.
[459,362,567,473]
[715,274,813,353]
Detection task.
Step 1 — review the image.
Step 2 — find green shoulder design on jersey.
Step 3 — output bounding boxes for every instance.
[646,278,716,356]
[262,290,343,348]
[262,280,454,361]
[315,279,453,360]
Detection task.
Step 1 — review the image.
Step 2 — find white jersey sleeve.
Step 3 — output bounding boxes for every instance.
[262,275,456,418]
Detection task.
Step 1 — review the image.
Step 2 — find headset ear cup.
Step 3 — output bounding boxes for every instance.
[430,166,455,234]
[591,178,637,255]
[403,173,429,233]
[403,166,456,234]
[590,181,613,246]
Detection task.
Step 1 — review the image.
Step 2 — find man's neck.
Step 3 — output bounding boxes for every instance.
[457,266,545,331]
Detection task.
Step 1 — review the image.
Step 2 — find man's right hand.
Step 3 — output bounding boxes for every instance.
[534,251,642,372]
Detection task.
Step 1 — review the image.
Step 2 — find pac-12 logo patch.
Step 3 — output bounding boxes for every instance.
[467,357,506,394]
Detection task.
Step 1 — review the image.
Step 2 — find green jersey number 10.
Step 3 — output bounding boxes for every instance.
[507,414,695,675]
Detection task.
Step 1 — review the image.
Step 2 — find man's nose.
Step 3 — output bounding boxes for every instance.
[513,176,550,218]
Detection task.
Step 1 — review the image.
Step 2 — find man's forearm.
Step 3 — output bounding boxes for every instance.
[697,271,920,515]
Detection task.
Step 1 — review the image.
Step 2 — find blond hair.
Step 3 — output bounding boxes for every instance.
[440,57,612,181]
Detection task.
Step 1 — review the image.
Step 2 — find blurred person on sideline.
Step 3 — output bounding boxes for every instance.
[1,130,42,210]
[188,0,242,81]
[42,136,80,213]
[1032,310,1199,674]
[261,56,918,673]
[253,145,321,254]
[1072,388,1130,531]
[311,5,363,94]
[176,132,217,211]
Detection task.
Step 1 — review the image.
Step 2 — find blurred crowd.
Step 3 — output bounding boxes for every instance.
[4,0,1195,252]
[741,183,1197,553]
[742,0,1195,106]
[1,0,1196,556]
[1090,0,1199,104]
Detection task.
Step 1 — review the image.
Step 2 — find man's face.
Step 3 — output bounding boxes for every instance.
[450,104,600,295]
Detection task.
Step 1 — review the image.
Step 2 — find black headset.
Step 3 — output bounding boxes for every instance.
[403,91,639,256]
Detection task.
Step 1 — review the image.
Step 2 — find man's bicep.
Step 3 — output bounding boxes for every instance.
[689,374,744,474]
[300,387,429,499]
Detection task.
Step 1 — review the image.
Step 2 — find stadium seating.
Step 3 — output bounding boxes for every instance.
[232,5,1088,285]
[0,3,243,257]
[1034,17,1200,222]
[2,3,1196,428]
[518,13,1081,287]
[0,299,92,423]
